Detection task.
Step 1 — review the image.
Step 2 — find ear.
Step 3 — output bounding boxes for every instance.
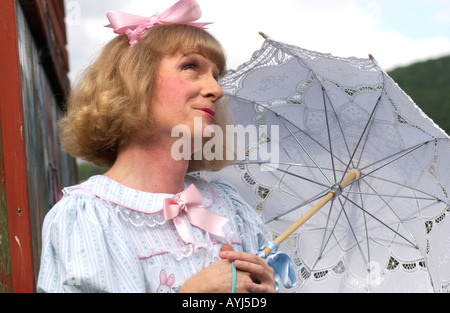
[167,274,175,287]
[160,270,167,284]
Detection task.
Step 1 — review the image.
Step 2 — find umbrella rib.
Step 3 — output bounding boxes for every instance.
[340,194,419,249]
[311,196,349,271]
[313,182,373,267]
[242,161,339,173]
[276,114,334,185]
[344,190,437,201]
[360,177,419,246]
[359,173,443,202]
[356,180,371,266]
[354,139,445,202]
[248,99,348,168]
[316,202,335,261]
[355,112,376,170]
[360,140,430,174]
[337,197,369,265]
[341,95,382,182]
[323,89,354,162]
[240,161,330,189]
[269,164,331,189]
[312,187,370,270]
[265,190,329,223]
[322,87,338,183]
[317,185,371,268]
[356,141,433,193]
[355,72,385,170]
[311,201,340,271]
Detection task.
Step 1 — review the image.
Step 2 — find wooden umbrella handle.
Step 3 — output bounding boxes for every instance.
[262,169,360,256]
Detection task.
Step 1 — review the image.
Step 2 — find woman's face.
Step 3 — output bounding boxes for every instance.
[150,51,224,140]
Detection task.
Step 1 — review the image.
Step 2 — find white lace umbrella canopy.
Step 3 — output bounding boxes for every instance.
[203,34,450,292]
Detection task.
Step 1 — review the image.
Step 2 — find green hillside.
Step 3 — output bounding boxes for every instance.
[388,55,450,136]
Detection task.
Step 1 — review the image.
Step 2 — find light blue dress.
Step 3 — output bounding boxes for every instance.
[37,174,269,293]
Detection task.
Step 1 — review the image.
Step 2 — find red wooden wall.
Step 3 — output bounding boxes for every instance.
[0,0,76,292]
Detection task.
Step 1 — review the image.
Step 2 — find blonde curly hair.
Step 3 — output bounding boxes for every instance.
[59,24,232,172]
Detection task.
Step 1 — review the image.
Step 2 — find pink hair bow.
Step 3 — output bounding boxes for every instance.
[105,0,211,46]
[163,184,229,244]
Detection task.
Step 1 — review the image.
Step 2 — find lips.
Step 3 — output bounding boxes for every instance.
[199,108,215,120]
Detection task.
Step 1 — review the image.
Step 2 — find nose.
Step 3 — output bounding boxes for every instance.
[203,74,224,102]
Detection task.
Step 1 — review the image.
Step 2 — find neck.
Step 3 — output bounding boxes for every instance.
[104,134,189,194]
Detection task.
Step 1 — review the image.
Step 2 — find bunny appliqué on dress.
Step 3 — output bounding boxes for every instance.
[156,269,179,293]
[154,255,223,293]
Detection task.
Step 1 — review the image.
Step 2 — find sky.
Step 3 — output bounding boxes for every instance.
[63,0,450,83]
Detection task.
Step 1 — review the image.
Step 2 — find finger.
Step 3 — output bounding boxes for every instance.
[233,260,268,277]
[220,244,234,253]
[219,251,275,287]
[221,251,273,275]
[219,251,264,265]
[245,280,276,294]
[234,272,253,293]
[234,260,275,287]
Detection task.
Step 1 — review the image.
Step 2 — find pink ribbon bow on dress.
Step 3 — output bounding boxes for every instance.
[105,0,211,46]
[163,184,229,244]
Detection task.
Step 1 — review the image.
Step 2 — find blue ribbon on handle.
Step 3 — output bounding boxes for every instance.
[257,241,297,292]
[231,261,237,293]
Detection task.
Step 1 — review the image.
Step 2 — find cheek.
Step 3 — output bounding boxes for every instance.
[150,78,195,128]
[157,78,192,106]
[168,77,187,92]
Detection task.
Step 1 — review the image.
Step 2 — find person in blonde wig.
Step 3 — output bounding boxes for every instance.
[38,0,275,293]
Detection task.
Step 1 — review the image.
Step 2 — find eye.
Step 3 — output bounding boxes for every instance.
[181,58,199,72]
[183,63,197,71]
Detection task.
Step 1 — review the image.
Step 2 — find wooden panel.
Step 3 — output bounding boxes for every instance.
[0,0,35,293]
[0,121,13,293]
[18,0,70,102]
